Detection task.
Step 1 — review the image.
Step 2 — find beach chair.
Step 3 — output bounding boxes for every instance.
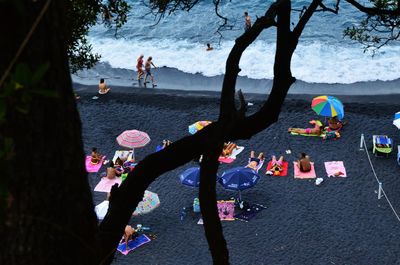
[372,135,393,157]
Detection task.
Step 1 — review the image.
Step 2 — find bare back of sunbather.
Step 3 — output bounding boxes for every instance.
[298,157,311,172]
[106,167,117,179]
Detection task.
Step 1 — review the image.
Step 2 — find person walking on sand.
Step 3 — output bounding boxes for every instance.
[144,56,157,88]
[206,43,213,51]
[136,54,144,81]
[244,11,251,32]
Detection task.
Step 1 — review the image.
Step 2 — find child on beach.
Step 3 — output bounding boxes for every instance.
[98,78,110,94]
[288,120,323,135]
[244,11,251,32]
[246,151,265,171]
[136,54,144,81]
[295,153,311,173]
[144,56,157,88]
[90,148,102,165]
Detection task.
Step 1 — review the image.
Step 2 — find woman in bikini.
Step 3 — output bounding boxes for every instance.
[288,120,323,135]
[246,151,265,171]
[271,155,284,174]
[136,54,144,81]
[105,161,119,179]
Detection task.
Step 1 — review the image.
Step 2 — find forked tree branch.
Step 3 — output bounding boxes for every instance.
[346,0,400,15]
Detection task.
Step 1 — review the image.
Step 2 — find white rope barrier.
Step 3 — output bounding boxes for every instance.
[360,134,400,222]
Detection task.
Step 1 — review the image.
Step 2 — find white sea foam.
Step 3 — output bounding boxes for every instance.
[89,36,400,84]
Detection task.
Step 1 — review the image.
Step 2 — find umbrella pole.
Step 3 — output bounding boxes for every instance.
[238,190,242,202]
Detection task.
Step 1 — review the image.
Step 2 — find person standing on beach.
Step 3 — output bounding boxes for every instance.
[144,56,157,88]
[136,54,144,81]
[206,43,213,51]
[244,11,251,32]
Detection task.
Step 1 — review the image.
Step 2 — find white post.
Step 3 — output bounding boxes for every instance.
[360,134,364,150]
[378,182,382,199]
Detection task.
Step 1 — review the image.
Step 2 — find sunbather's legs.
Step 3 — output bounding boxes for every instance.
[250,150,255,158]
[258,152,264,160]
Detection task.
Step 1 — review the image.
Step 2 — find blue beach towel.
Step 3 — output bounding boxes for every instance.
[234,203,267,222]
[117,234,151,255]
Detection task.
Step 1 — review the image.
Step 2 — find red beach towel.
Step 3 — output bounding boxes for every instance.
[266,161,289,176]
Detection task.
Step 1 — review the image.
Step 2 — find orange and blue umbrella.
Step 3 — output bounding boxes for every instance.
[311,95,344,120]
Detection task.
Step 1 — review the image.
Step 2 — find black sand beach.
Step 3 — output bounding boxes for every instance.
[76,84,400,265]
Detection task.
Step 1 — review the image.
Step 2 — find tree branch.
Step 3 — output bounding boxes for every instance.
[293,0,321,40]
[346,0,400,15]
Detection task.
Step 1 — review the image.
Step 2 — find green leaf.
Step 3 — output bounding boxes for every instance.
[31,62,50,84]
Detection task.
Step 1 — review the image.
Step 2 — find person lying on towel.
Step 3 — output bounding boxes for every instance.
[288,120,323,135]
[90,147,102,165]
[221,142,238,157]
[295,153,311,173]
[246,151,265,171]
[269,155,284,176]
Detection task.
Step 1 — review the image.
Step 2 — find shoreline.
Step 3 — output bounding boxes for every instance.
[73,82,400,105]
[71,63,400,96]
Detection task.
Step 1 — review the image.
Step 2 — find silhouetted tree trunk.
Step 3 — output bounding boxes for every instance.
[1,1,98,264]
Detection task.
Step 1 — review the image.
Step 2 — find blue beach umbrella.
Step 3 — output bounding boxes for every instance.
[393,112,400,129]
[218,167,260,201]
[180,167,201,187]
[179,167,219,188]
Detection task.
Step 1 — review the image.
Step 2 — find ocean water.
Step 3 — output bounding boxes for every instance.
[86,0,400,84]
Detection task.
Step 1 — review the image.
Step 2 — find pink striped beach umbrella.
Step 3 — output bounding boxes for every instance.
[116,130,151,149]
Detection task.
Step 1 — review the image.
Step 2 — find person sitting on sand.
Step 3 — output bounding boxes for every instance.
[123,225,138,249]
[206,43,213,51]
[221,142,238,157]
[114,158,125,175]
[105,161,119,179]
[90,148,102,165]
[327,116,343,131]
[288,120,323,135]
[98,78,110,94]
[246,151,265,171]
[295,153,311,173]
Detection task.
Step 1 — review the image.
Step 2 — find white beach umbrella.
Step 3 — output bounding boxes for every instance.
[393,112,400,129]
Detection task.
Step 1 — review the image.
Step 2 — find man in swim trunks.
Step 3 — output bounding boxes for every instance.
[144,56,157,88]
[136,54,144,81]
[244,12,251,32]
[98,78,111,94]
[296,153,311,173]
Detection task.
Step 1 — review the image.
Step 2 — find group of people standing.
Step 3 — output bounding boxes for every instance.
[136,55,157,88]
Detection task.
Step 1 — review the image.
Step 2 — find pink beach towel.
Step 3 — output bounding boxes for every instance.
[324,161,347,177]
[217,200,235,221]
[94,177,122,192]
[293,162,316,179]
[85,156,104,173]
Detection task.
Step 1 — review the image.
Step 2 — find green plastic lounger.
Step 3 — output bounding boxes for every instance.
[372,135,393,157]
